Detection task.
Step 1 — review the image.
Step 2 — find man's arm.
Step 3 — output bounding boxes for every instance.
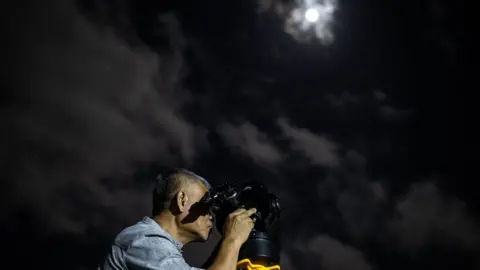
[203,238,242,270]
[202,208,257,270]
[201,239,222,269]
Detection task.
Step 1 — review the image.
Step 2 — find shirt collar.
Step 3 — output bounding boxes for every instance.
[143,216,184,251]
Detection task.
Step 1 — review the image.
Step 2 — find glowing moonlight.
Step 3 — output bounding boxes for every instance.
[305,8,320,23]
[284,0,337,44]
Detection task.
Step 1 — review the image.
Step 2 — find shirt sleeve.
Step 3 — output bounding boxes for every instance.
[125,235,204,270]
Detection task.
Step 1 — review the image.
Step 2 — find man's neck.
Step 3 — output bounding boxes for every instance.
[152,213,191,245]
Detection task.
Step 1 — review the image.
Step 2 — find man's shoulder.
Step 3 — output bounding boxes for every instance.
[113,217,174,250]
[123,225,181,262]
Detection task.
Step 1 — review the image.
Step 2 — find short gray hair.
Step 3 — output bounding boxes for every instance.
[152,169,211,215]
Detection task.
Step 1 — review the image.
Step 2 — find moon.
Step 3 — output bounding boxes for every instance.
[304,8,320,23]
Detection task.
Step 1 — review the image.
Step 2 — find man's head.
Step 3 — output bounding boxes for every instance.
[152,169,213,243]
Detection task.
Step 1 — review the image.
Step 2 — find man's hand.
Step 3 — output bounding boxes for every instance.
[204,208,257,270]
[223,208,257,246]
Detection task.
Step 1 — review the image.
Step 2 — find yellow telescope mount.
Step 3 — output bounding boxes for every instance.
[237,258,280,270]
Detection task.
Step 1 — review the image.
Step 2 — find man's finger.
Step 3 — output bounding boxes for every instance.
[239,208,257,218]
[230,208,247,217]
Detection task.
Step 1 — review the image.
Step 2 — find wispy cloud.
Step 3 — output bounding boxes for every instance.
[389,180,480,252]
[294,235,372,270]
[217,122,284,166]
[1,0,204,234]
[277,117,340,167]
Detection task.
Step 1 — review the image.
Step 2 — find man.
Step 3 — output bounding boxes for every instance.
[101,169,257,270]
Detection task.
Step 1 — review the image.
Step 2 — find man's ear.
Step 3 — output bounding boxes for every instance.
[176,190,189,213]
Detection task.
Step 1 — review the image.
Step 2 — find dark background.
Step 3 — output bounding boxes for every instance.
[1,0,475,269]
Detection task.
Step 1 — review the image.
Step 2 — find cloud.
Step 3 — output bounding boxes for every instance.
[256,0,292,15]
[373,90,387,101]
[217,122,283,166]
[294,235,372,270]
[327,91,361,108]
[1,0,204,233]
[256,0,337,44]
[316,153,389,240]
[336,181,387,239]
[378,105,414,120]
[278,251,298,270]
[389,181,480,252]
[284,0,338,44]
[325,90,414,121]
[277,118,339,167]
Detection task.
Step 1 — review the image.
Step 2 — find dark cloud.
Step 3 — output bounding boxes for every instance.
[1,0,205,234]
[217,121,284,166]
[388,180,480,252]
[277,117,340,167]
[256,0,292,15]
[378,105,414,120]
[294,235,372,270]
[278,251,298,270]
[326,90,414,121]
[335,179,387,239]
[327,91,361,108]
[217,117,341,169]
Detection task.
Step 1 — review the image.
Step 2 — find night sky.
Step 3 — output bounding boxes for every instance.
[1,0,474,269]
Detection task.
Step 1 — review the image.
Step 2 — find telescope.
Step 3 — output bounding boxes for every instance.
[200,181,282,270]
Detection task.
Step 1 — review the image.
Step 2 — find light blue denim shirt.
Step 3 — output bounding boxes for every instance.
[102,217,204,270]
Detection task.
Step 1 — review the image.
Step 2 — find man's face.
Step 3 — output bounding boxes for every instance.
[179,182,214,242]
